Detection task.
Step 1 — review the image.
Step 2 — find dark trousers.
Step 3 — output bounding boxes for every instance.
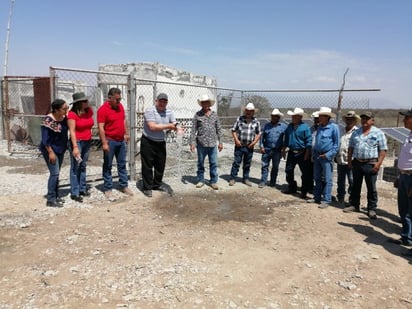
[285,150,312,193]
[350,160,378,210]
[141,135,166,190]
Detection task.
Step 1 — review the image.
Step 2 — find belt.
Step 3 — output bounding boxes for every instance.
[355,158,378,163]
[290,149,305,153]
[400,170,412,175]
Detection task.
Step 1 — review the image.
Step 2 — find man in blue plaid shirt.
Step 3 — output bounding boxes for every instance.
[229,103,261,186]
[343,111,387,219]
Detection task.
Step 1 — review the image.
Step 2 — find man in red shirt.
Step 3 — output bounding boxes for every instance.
[97,88,134,199]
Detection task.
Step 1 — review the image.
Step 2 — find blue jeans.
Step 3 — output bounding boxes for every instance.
[69,140,91,196]
[230,146,254,181]
[350,160,378,210]
[261,148,282,184]
[313,156,334,203]
[337,164,353,202]
[196,145,218,184]
[41,150,65,203]
[398,174,412,243]
[102,140,128,191]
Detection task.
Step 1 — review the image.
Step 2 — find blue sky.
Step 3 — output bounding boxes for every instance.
[0,0,411,108]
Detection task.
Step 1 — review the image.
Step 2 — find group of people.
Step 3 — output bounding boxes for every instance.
[40,88,134,207]
[39,91,412,251]
[189,98,389,221]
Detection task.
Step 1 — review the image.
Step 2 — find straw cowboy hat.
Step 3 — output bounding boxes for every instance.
[287,107,305,116]
[71,92,88,104]
[197,94,215,106]
[311,111,320,118]
[343,110,361,122]
[317,106,336,118]
[271,108,284,116]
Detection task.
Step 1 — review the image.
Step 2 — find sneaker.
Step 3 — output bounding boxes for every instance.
[210,183,219,190]
[229,179,235,186]
[318,202,329,209]
[196,182,205,188]
[258,182,265,188]
[368,210,377,219]
[143,190,152,197]
[243,179,252,187]
[120,187,134,196]
[343,205,360,213]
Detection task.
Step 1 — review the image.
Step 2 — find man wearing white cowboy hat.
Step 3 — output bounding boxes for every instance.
[189,94,223,190]
[282,107,312,197]
[309,107,340,208]
[258,108,287,188]
[335,111,360,205]
[229,102,261,186]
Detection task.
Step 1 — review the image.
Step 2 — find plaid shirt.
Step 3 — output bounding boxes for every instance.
[349,126,387,159]
[231,115,261,146]
[189,109,223,147]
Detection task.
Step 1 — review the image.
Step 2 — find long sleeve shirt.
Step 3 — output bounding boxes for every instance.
[189,109,223,147]
[283,122,312,150]
[259,121,287,149]
[313,122,340,160]
[39,115,68,154]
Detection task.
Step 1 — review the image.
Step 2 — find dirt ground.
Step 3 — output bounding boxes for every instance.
[0,154,412,309]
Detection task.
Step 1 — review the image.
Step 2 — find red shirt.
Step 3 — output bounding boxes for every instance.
[67,108,94,141]
[97,101,126,141]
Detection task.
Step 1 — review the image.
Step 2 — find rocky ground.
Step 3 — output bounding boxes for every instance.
[0,145,412,309]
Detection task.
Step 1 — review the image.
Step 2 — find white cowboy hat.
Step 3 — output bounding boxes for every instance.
[271,108,284,116]
[311,111,320,118]
[197,94,215,106]
[317,107,336,118]
[287,107,305,116]
[245,102,255,110]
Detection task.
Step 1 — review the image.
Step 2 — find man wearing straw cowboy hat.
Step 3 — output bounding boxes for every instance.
[308,107,340,208]
[228,102,261,186]
[282,107,312,197]
[258,108,287,188]
[335,111,360,206]
[189,94,223,190]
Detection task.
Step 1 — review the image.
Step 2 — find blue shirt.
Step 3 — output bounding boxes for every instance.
[313,122,340,160]
[143,105,176,142]
[283,122,312,150]
[349,126,388,159]
[259,121,287,149]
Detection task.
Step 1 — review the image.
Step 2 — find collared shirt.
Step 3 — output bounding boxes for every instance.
[313,122,340,160]
[189,109,223,147]
[398,131,412,170]
[283,122,312,150]
[143,105,176,142]
[259,121,287,149]
[349,126,388,159]
[97,101,126,141]
[336,125,357,165]
[231,115,261,146]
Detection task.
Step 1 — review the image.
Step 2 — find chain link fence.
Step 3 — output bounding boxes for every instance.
[1,67,379,186]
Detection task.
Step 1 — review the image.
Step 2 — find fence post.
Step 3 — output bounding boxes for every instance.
[128,72,137,181]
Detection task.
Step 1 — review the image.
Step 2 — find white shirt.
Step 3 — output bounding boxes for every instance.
[336,125,357,165]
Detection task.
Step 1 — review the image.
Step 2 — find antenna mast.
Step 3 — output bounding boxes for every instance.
[4,0,15,76]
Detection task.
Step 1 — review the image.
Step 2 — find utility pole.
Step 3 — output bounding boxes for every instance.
[4,0,15,76]
[336,68,349,124]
